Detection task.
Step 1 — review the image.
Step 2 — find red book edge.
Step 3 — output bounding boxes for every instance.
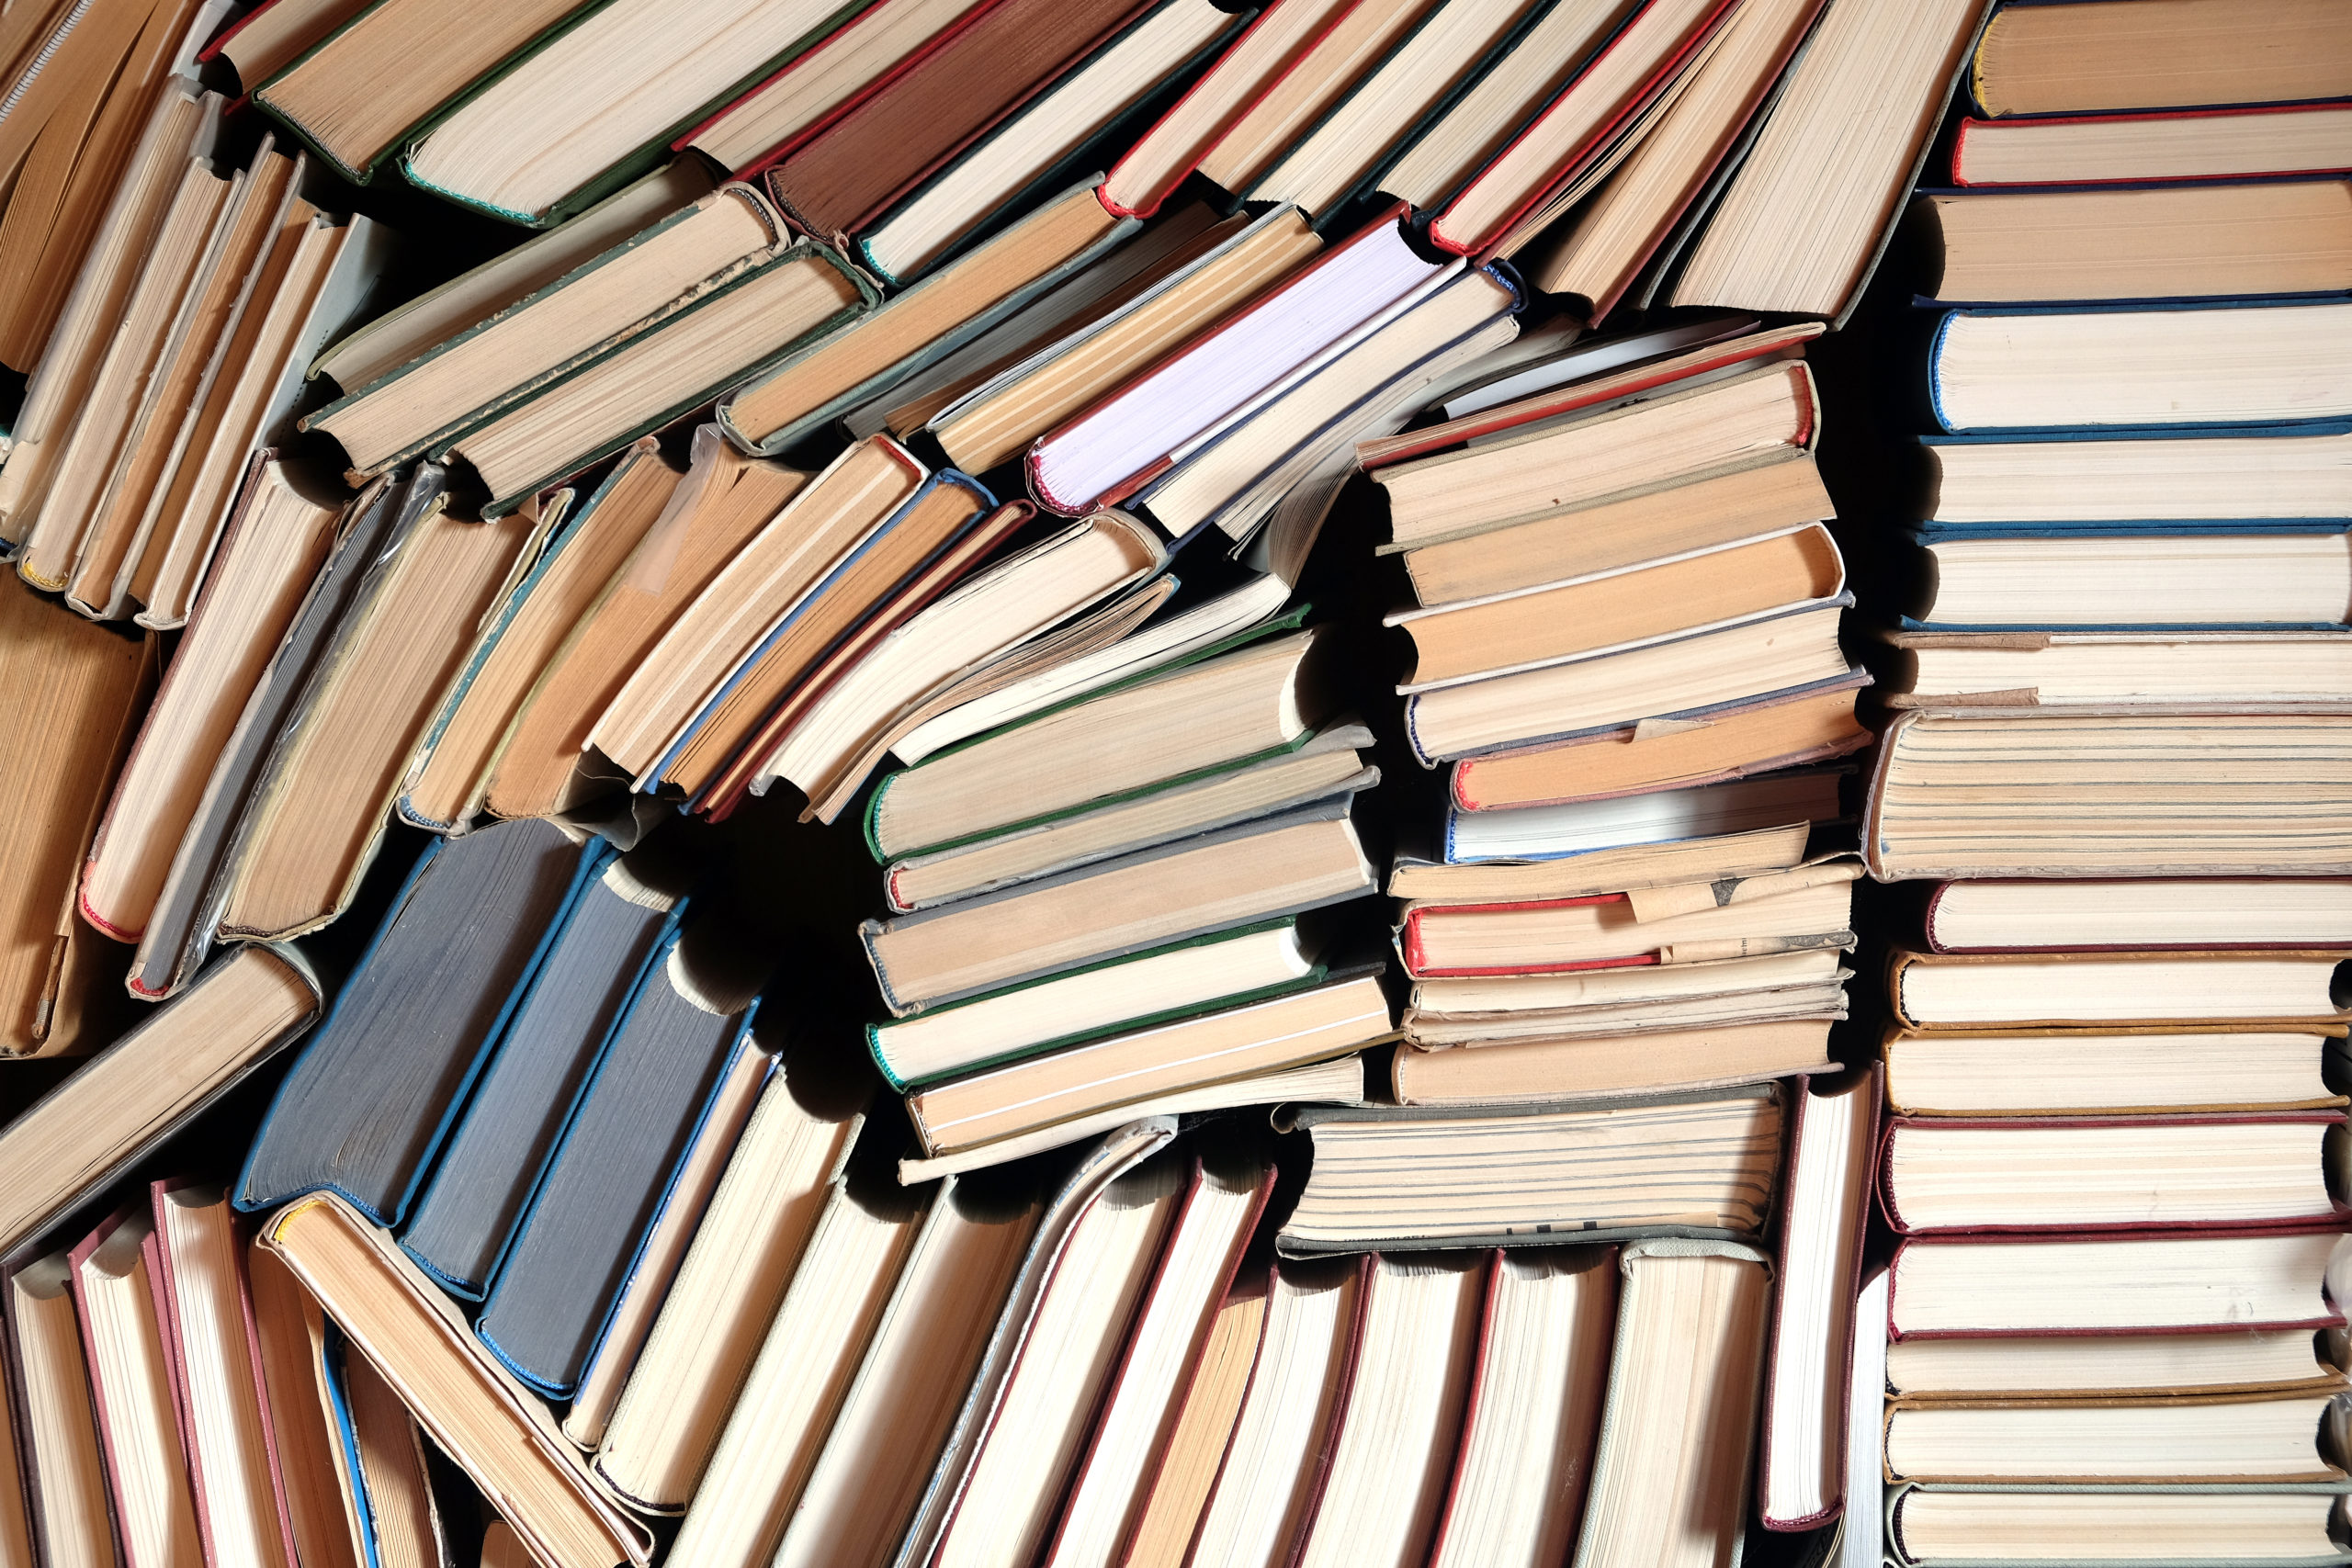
[195,0,277,64]
[1419,1248,1506,1564]
[1429,0,1743,259]
[1951,99,2352,188]
[1885,1222,2352,1342]
[1100,0,1367,220]
[68,1207,165,1568]
[683,0,1023,177]
[1876,1111,2352,1236]
[1363,327,1820,469]
[1401,893,1650,977]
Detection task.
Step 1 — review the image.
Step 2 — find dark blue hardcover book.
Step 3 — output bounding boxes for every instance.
[471,931,764,1397]
[232,818,595,1225]
[398,841,690,1299]
[1921,298,2352,434]
[1897,523,2352,630]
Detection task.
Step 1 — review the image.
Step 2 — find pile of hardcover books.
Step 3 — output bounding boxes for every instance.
[6,0,2346,1566]
[1847,6,2352,1562]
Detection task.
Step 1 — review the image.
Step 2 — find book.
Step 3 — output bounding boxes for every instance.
[471,932,765,1396]
[1886,1325,2343,1398]
[1842,1266,1887,1568]
[395,0,859,227]
[1391,819,1814,904]
[326,1339,447,1568]
[0,577,158,1056]
[1374,359,1822,551]
[1966,0,2349,118]
[896,1054,1365,1185]
[145,1182,291,1568]
[398,843,687,1296]
[1283,1253,1485,1568]
[1099,1278,1264,1568]
[211,476,548,942]
[1426,0,1741,260]
[881,726,1372,915]
[243,1244,359,1568]
[395,446,680,831]
[124,470,405,1000]
[1390,1017,1838,1105]
[1407,948,1849,1045]
[1861,708,2352,880]
[1883,1389,2347,1483]
[1902,529,2352,629]
[256,1196,653,1568]
[634,471,1001,801]
[7,1249,115,1568]
[1393,521,1845,687]
[1885,1483,2350,1566]
[1951,101,2352,187]
[0,944,320,1256]
[0,1332,34,1568]
[1423,1247,1615,1568]
[1280,1085,1785,1254]
[481,433,796,822]
[1915,428,2352,530]
[1926,300,2352,434]
[1527,0,1828,316]
[1885,1024,2348,1116]
[924,209,1322,476]
[1878,1111,2348,1232]
[309,158,718,392]
[765,1177,1041,1568]
[442,244,872,516]
[865,626,1328,863]
[250,0,589,182]
[1441,769,1846,863]
[1878,627,2352,707]
[67,1208,202,1568]
[1184,1258,1366,1567]
[1885,948,2352,1030]
[201,0,375,90]
[901,971,1390,1156]
[863,801,1377,1016]
[232,820,595,1224]
[848,0,1244,284]
[1665,0,1984,320]
[588,1067,865,1504]
[736,511,1171,822]
[1401,862,1859,974]
[717,183,1140,455]
[1567,1239,1772,1568]
[0,85,209,543]
[1758,1072,1878,1530]
[1405,598,1854,764]
[926,1155,1185,1568]
[1913,182,2352,303]
[1918,878,2352,953]
[1040,1150,1272,1568]
[1026,213,1444,516]
[309,185,794,480]
[584,435,925,782]
[678,0,988,174]
[1448,678,1870,812]
[657,1167,927,1568]
[80,458,342,942]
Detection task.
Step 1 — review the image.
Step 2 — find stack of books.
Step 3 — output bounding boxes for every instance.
[1848,7,2352,1563]
[1366,316,1871,1105]
[20,0,2323,1565]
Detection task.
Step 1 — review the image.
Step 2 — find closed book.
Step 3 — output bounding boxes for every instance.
[470,933,763,1396]
[1877,1111,2350,1235]
[1964,0,2351,119]
[257,1196,653,1568]
[400,842,688,1297]
[1884,1480,2352,1568]
[1918,878,2352,954]
[0,944,321,1258]
[1884,948,2352,1032]
[1883,1022,2349,1118]
[1951,101,2352,189]
[232,820,597,1226]
[1876,626,2352,709]
[1883,1388,2350,1486]
[68,1209,200,1568]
